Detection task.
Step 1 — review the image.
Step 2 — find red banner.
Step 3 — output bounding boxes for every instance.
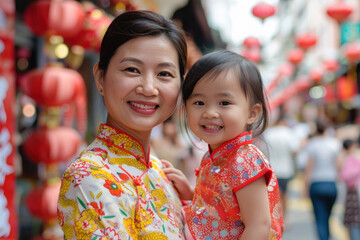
[0,0,18,239]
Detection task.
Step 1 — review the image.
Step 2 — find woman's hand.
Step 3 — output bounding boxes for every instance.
[161,160,194,200]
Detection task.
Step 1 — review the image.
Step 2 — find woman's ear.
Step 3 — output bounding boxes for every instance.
[247,103,262,125]
[93,63,104,96]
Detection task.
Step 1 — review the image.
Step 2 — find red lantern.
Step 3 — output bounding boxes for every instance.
[242,48,261,63]
[343,42,360,63]
[323,59,339,71]
[20,66,85,106]
[243,36,261,48]
[309,69,323,83]
[324,83,336,102]
[252,2,276,21]
[27,181,61,221]
[64,6,112,52]
[326,2,353,24]
[337,76,357,101]
[23,127,83,165]
[295,33,317,50]
[23,0,85,38]
[287,48,304,65]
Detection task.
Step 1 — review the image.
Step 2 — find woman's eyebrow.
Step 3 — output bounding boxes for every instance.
[120,57,143,64]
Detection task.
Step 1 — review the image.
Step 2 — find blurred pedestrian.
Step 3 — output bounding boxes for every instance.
[264,111,299,218]
[304,120,342,240]
[340,138,360,240]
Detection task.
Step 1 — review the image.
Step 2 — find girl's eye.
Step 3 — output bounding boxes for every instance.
[124,67,140,74]
[220,101,230,106]
[194,101,204,106]
[158,71,174,78]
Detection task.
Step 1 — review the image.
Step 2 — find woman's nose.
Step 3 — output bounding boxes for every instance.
[136,75,159,96]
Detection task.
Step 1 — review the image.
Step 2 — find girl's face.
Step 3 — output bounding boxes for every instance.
[94,35,181,142]
[186,70,261,151]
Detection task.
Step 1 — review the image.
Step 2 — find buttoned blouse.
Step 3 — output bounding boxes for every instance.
[184,131,283,240]
[57,124,185,239]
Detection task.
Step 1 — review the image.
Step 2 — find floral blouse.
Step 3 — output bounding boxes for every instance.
[57,124,185,240]
[184,131,283,240]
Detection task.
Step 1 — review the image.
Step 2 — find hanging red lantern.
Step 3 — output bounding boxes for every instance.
[242,48,261,63]
[23,0,85,38]
[343,42,360,63]
[295,33,317,50]
[323,59,339,71]
[309,69,323,83]
[287,48,304,65]
[20,66,85,106]
[337,76,357,101]
[324,83,336,102]
[243,36,261,48]
[252,2,276,21]
[64,6,112,52]
[326,2,353,24]
[23,127,83,165]
[26,181,61,221]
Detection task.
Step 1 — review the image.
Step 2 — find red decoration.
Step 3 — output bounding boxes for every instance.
[0,0,18,238]
[243,36,261,48]
[23,0,85,38]
[252,2,276,21]
[324,83,336,102]
[323,59,339,71]
[64,5,112,52]
[287,48,304,65]
[326,2,353,24]
[26,181,61,221]
[337,76,357,101]
[242,48,261,63]
[295,33,317,50]
[343,42,360,63]
[23,127,83,165]
[309,69,323,83]
[20,66,85,106]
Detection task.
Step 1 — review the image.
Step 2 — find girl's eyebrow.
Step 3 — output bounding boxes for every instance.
[120,57,177,68]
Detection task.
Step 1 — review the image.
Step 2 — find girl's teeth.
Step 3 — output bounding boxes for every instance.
[204,125,221,130]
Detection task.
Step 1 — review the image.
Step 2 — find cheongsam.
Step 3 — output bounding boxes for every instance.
[184,131,283,240]
[57,124,185,239]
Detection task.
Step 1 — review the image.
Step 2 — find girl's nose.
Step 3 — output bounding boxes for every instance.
[136,75,159,96]
[202,107,219,119]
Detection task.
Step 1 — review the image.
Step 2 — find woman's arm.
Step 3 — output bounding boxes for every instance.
[161,160,194,200]
[236,175,271,240]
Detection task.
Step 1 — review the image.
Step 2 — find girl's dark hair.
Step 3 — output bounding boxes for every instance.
[182,50,269,137]
[98,10,187,81]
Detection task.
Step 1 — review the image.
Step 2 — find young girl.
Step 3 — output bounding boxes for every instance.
[163,50,284,239]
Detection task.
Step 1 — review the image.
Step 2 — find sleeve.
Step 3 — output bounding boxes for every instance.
[57,157,134,240]
[229,148,273,193]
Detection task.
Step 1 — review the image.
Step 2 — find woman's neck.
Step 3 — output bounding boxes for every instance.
[106,120,151,162]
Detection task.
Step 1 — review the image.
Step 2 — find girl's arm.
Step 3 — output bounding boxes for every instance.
[161,160,194,200]
[236,175,271,240]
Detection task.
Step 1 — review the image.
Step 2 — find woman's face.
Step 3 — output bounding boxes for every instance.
[94,35,181,140]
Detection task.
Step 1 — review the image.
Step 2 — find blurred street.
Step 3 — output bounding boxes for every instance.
[283,175,349,240]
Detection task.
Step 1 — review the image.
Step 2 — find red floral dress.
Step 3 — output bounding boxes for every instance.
[57,124,185,239]
[184,131,283,239]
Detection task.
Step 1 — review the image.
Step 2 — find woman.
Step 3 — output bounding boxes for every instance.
[304,120,341,240]
[57,10,187,239]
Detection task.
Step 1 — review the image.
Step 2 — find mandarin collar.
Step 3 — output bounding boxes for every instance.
[206,131,253,161]
[96,123,150,167]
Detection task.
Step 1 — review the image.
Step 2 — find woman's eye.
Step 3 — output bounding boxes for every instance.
[158,71,173,77]
[124,67,140,74]
[220,101,230,106]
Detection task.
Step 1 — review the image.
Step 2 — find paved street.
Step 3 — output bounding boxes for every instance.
[282,175,349,240]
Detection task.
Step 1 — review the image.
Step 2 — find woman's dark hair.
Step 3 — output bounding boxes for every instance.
[343,139,354,150]
[98,10,187,81]
[182,50,269,138]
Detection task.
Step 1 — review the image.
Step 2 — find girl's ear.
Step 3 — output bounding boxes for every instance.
[247,103,262,125]
[93,63,104,96]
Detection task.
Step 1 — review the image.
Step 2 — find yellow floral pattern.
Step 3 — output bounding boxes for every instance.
[58,124,185,239]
